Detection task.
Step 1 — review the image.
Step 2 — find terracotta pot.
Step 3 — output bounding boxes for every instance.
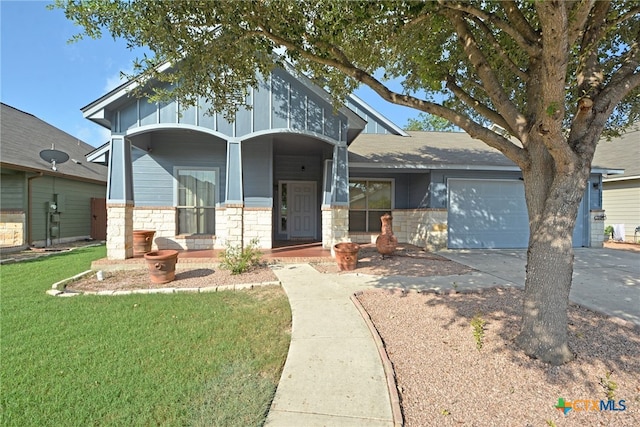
[334,242,360,271]
[376,213,397,256]
[144,250,179,284]
[133,230,156,256]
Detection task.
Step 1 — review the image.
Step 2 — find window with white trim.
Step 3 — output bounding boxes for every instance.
[175,168,218,234]
[349,179,393,232]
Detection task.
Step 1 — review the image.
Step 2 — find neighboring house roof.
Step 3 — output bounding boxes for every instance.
[349,131,622,174]
[593,125,640,182]
[0,103,107,184]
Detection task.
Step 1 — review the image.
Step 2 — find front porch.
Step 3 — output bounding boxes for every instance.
[91,241,332,271]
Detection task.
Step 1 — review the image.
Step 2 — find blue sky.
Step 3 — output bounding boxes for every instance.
[1,0,420,148]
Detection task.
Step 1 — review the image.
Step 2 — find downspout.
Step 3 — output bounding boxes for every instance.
[27,172,44,246]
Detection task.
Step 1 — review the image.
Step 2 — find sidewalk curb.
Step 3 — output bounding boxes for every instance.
[351,292,404,427]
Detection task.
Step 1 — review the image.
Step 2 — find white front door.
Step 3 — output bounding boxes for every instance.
[289,181,316,239]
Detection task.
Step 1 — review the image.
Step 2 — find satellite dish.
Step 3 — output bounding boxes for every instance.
[39,149,69,171]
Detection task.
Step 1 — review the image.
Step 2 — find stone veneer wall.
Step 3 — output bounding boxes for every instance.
[107,203,133,259]
[213,207,227,249]
[349,209,449,251]
[243,208,272,249]
[0,211,25,248]
[132,206,221,250]
[322,206,349,250]
[589,209,605,248]
[224,204,244,249]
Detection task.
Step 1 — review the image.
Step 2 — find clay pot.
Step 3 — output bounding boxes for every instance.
[334,242,360,271]
[376,213,398,256]
[133,230,156,256]
[144,250,179,284]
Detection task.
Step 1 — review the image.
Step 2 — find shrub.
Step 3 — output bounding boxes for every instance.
[604,225,613,239]
[219,239,263,275]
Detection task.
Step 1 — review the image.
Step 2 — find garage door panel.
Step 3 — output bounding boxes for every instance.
[448,179,529,249]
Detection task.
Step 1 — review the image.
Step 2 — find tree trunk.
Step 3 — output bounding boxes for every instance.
[515,138,590,365]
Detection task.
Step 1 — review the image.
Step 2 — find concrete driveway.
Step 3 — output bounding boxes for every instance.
[440,248,640,326]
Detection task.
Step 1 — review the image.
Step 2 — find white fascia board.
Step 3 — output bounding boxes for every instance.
[86,144,111,163]
[603,174,639,182]
[81,62,173,119]
[347,93,409,136]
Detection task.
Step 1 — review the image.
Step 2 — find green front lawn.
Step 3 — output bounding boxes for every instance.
[0,246,291,426]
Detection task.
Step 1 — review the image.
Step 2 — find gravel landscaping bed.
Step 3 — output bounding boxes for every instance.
[357,287,640,427]
[66,265,279,292]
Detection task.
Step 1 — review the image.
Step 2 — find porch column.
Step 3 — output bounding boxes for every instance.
[321,144,350,250]
[106,136,134,259]
[225,139,244,247]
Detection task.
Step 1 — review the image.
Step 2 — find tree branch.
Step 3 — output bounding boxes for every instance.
[470,15,528,81]
[445,9,528,136]
[445,75,515,133]
[534,1,578,172]
[576,1,609,99]
[607,5,640,28]
[567,0,597,47]
[501,0,540,45]
[255,24,528,169]
[439,1,540,56]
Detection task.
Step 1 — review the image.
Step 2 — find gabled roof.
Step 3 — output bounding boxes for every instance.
[0,103,107,184]
[349,131,621,174]
[593,125,640,182]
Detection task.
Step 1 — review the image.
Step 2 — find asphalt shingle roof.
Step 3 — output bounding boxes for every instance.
[348,131,518,169]
[1,103,107,183]
[593,126,640,180]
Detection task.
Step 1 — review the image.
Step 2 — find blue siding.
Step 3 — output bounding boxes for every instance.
[253,81,271,131]
[242,140,273,207]
[271,70,289,129]
[112,67,350,143]
[346,99,400,135]
[132,134,227,206]
[140,97,156,126]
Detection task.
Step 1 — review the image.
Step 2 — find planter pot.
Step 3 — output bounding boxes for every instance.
[144,250,179,284]
[133,230,156,256]
[334,242,360,271]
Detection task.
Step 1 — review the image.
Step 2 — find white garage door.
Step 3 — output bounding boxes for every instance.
[448,179,529,249]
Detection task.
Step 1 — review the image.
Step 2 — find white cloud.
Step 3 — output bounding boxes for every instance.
[103,69,132,92]
[75,124,111,148]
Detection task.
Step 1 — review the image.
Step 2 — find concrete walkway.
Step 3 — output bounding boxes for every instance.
[265,264,394,427]
[264,248,639,426]
[441,248,640,326]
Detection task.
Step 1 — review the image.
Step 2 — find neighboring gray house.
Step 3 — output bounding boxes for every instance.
[593,125,640,242]
[83,66,613,260]
[0,103,108,250]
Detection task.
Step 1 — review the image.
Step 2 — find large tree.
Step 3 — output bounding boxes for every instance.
[57,0,640,365]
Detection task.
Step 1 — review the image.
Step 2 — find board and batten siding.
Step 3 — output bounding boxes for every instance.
[242,139,273,207]
[115,68,350,143]
[132,136,228,206]
[603,179,640,241]
[30,176,105,243]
